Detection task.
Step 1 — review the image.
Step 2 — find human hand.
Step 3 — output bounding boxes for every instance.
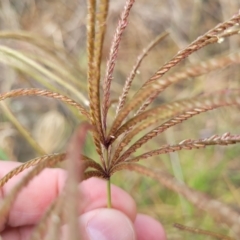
[0,161,166,240]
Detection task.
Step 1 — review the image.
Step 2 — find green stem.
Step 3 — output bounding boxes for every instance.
[107,178,112,208]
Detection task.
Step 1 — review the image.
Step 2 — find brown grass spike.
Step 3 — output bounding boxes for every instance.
[102,0,135,131]
[116,31,169,115]
[87,0,105,146]
[108,13,240,134]
[111,107,210,165]
[126,133,240,163]
[110,90,240,143]
[136,51,240,115]
[0,153,65,188]
[144,12,240,85]
[0,88,90,119]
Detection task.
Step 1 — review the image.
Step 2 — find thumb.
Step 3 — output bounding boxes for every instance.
[80,208,136,240]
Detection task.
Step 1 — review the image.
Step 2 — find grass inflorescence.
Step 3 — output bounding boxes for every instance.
[0,0,240,239]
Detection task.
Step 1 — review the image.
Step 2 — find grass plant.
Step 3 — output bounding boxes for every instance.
[0,0,240,239]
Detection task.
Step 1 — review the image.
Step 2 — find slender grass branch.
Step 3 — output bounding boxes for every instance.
[107,178,112,208]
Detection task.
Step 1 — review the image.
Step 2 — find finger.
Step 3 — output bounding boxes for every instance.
[0,162,136,229]
[81,178,136,221]
[2,208,137,240]
[1,213,166,240]
[0,161,66,231]
[62,208,136,240]
[134,214,166,240]
[0,225,33,240]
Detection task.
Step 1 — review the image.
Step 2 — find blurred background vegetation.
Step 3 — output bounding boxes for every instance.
[0,0,240,239]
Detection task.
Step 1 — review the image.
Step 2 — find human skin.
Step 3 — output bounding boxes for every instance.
[0,161,166,240]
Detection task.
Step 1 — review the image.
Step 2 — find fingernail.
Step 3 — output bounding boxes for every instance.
[84,209,135,240]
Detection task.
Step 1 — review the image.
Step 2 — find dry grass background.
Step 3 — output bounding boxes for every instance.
[0,0,240,239]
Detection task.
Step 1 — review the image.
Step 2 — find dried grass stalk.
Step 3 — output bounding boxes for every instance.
[110,90,240,142]
[174,223,234,240]
[0,88,90,119]
[145,13,240,85]
[64,123,93,240]
[87,0,106,153]
[111,107,209,165]
[108,13,240,136]
[126,133,240,163]
[0,153,65,188]
[136,51,240,114]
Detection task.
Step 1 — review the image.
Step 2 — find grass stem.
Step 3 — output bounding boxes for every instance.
[107,178,112,208]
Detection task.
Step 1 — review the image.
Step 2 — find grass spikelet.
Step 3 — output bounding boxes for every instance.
[125,133,240,163]
[102,0,135,129]
[87,0,105,147]
[145,12,240,85]
[94,0,109,70]
[0,88,90,119]
[136,51,240,114]
[111,107,210,165]
[108,13,240,127]
[0,153,65,188]
[116,31,169,114]
[110,90,240,142]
